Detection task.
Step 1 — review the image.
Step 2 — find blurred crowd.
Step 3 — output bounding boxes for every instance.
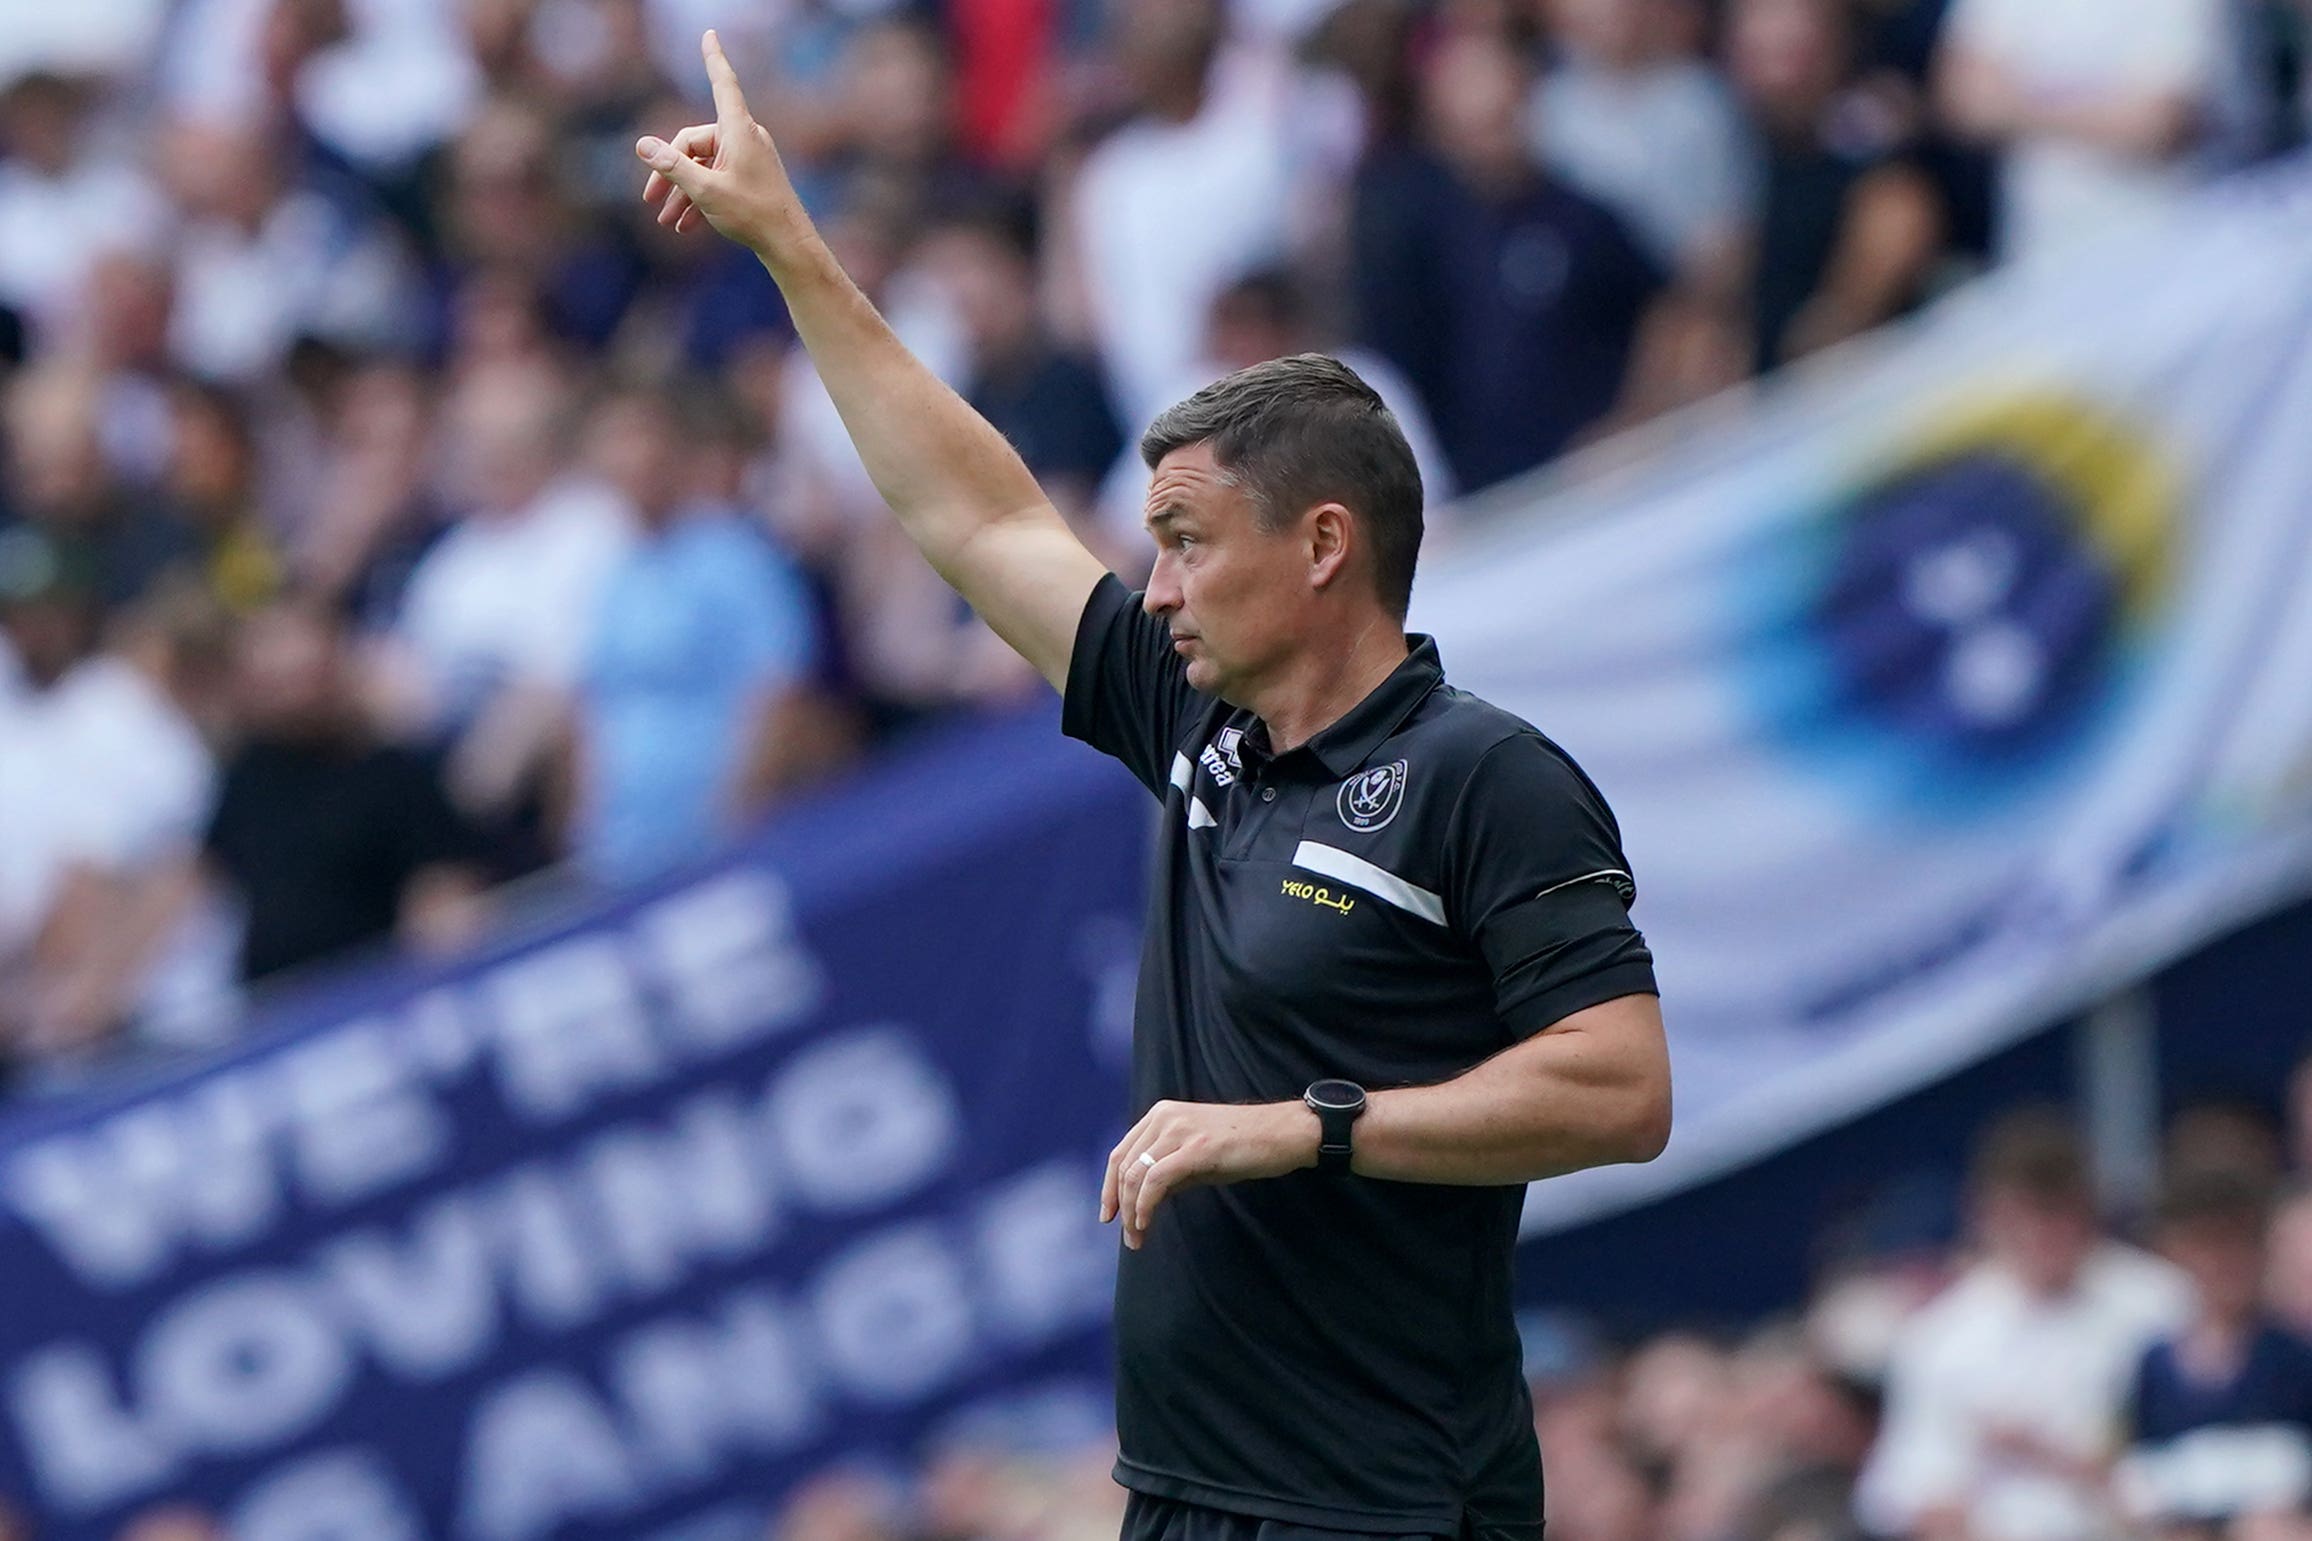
[743,1078,2312,1541]
[3,0,2310,1078]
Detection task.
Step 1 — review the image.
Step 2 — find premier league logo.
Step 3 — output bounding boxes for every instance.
[1338,761,1408,832]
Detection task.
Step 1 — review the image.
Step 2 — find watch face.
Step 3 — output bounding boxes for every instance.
[1306,1079,1365,1112]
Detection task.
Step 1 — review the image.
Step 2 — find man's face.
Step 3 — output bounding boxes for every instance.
[1142,442,1308,701]
[2157,1216,2265,1322]
[1978,1189,2098,1296]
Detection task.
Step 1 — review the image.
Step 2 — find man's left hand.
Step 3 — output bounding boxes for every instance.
[1101,1099,1319,1250]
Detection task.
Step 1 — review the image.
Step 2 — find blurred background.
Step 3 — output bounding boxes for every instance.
[6,0,2312,1536]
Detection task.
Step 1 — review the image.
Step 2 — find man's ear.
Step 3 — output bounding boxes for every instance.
[1307,503,1352,591]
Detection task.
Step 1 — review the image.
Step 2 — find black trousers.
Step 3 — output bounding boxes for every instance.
[1120,1491,1534,1541]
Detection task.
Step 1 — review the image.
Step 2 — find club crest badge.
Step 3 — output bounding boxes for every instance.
[1337,761,1408,832]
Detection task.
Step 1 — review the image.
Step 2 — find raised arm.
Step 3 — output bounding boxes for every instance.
[636,32,1108,689]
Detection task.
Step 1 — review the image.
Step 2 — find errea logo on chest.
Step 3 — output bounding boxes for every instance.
[1337,760,1408,832]
[1199,727,1243,787]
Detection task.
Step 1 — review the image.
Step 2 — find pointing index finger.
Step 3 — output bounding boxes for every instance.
[702,29,751,127]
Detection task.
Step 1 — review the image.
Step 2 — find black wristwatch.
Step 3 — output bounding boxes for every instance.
[1303,1079,1367,1174]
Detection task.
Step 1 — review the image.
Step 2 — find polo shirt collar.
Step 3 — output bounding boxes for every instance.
[1243,636,1445,780]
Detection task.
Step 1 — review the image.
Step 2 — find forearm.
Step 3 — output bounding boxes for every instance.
[1353,999,1670,1185]
[753,230,1054,578]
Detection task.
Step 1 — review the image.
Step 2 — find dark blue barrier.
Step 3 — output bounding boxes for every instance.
[0,705,1153,1541]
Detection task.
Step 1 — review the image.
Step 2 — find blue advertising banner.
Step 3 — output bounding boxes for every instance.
[0,708,1152,1541]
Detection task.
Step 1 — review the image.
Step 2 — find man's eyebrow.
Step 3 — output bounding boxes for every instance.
[1145,505,1184,533]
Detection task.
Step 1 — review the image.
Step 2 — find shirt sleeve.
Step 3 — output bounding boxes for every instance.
[1444,732,1657,1038]
[1061,572,1205,799]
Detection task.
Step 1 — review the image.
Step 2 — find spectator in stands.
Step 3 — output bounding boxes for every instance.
[1528,0,1752,282]
[567,381,825,885]
[1060,0,1294,424]
[430,97,648,356]
[813,19,995,235]
[916,206,1126,537]
[155,379,286,615]
[70,249,179,490]
[1857,1107,2191,1541]
[295,359,451,631]
[1933,0,2228,265]
[0,527,105,1040]
[0,71,168,348]
[205,597,488,985]
[3,364,196,612]
[1723,0,1946,372]
[2266,1187,2312,1342]
[2164,1096,2288,1188]
[1352,28,1664,492]
[6,576,232,1065]
[159,114,422,382]
[389,360,632,862]
[2118,1168,2312,1534]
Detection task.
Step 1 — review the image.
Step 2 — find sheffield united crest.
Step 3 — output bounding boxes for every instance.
[1337,761,1408,832]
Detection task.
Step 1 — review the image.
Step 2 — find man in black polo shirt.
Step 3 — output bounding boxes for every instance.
[637,40,1672,1541]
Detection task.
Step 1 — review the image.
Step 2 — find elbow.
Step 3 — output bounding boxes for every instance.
[1614,1078,1673,1165]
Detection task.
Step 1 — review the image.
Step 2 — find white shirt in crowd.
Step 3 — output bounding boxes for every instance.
[1944,0,2228,267]
[395,477,637,727]
[0,0,166,87]
[0,656,214,955]
[1529,56,1752,276]
[294,0,482,173]
[170,188,423,383]
[1857,1243,2194,1541]
[1072,49,1295,426]
[0,157,168,343]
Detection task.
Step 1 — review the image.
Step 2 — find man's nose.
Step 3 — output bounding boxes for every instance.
[1143,559,1181,617]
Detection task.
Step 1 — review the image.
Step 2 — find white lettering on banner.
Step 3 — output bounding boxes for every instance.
[460,1371,644,1541]
[485,937,665,1121]
[230,1448,422,1541]
[487,1166,610,1332]
[973,1162,1115,1341]
[811,1224,976,1403]
[766,1029,960,1211]
[582,1092,782,1296]
[0,872,824,1291]
[637,875,823,1052]
[609,1291,823,1482]
[276,1021,449,1207]
[317,1203,498,1380]
[404,989,481,1079]
[1,1041,1097,1521]
[5,1074,277,1287]
[143,1274,352,1452]
[6,1345,172,1510]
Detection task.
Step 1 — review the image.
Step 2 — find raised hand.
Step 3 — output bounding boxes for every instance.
[636,30,807,261]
